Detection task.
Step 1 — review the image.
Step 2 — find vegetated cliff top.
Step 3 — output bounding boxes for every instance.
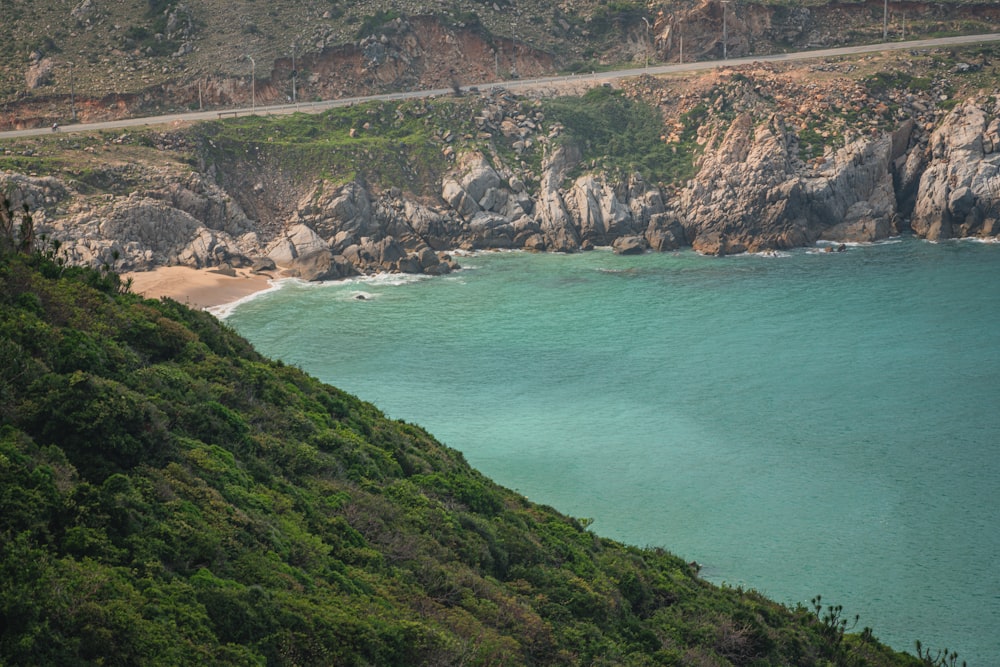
[0,210,935,664]
[3,0,999,128]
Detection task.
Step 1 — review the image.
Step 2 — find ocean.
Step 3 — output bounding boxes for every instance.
[220,237,1000,664]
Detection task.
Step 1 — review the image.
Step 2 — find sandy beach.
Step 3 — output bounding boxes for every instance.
[124,266,277,310]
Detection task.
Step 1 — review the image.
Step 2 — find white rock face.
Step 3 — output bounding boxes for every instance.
[265,223,329,265]
[911,101,1000,240]
[677,113,898,254]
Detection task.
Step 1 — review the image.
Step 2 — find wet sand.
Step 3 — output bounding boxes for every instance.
[124,266,277,310]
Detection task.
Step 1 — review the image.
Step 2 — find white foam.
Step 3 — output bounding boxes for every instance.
[809,237,904,253]
[846,238,902,247]
[721,249,791,259]
[957,235,1000,244]
[340,271,432,288]
[208,277,291,319]
[452,247,523,258]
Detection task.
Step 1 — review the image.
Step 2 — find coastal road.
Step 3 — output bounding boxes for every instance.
[2,32,999,139]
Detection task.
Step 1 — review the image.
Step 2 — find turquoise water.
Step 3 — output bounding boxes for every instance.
[222,239,1000,663]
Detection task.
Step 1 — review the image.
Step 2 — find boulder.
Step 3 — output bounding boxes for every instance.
[177,228,250,268]
[286,249,352,281]
[398,254,423,274]
[612,235,647,255]
[645,213,686,251]
[252,257,277,273]
[467,211,515,248]
[154,174,255,238]
[315,180,378,237]
[442,178,480,219]
[458,152,502,203]
[24,57,54,90]
[266,223,329,264]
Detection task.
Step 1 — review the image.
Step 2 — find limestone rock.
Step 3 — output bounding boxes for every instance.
[442,178,480,219]
[266,223,329,265]
[312,180,378,238]
[567,174,635,245]
[286,249,355,281]
[612,235,647,255]
[252,257,277,273]
[678,112,897,253]
[441,152,504,221]
[153,174,255,238]
[41,194,251,271]
[911,101,1000,240]
[645,213,686,251]
[25,57,54,90]
[535,143,583,252]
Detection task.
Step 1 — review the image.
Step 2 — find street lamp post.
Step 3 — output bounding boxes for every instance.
[246,55,256,114]
[68,61,76,122]
[291,42,297,106]
[678,17,684,64]
[641,17,651,69]
[721,0,730,60]
[511,19,518,78]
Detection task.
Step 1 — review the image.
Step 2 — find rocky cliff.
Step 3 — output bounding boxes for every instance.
[3,57,999,281]
[911,100,1000,239]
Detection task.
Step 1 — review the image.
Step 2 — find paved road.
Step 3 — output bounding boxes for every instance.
[2,32,998,140]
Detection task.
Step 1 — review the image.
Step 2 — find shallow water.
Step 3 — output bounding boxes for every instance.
[223,238,1000,663]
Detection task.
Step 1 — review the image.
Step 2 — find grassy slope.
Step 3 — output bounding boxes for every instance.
[0,231,929,665]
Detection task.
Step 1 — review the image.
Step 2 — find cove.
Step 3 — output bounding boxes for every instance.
[222,238,1000,663]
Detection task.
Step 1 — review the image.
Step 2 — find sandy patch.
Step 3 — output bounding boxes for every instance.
[124,266,277,310]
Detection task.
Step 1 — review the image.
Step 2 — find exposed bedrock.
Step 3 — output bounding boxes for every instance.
[910,100,1000,240]
[14,97,1000,278]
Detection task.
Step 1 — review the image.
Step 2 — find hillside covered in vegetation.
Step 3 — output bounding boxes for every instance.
[0,210,940,664]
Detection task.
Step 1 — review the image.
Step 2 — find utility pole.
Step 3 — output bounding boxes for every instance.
[69,61,76,122]
[883,0,888,41]
[721,0,730,60]
[641,17,651,69]
[511,18,518,78]
[291,42,297,106]
[245,55,256,114]
[678,17,684,64]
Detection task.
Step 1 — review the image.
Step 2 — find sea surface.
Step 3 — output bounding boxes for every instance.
[221,238,1000,663]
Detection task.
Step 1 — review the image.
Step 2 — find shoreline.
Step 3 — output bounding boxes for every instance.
[124,266,279,310]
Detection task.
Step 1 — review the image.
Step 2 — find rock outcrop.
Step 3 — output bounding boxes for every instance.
[25,173,260,272]
[911,100,1000,240]
[7,89,1000,282]
[675,113,900,255]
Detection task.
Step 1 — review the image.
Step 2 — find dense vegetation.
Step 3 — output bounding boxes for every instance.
[542,86,704,184]
[191,100,467,194]
[0,211,930,665]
